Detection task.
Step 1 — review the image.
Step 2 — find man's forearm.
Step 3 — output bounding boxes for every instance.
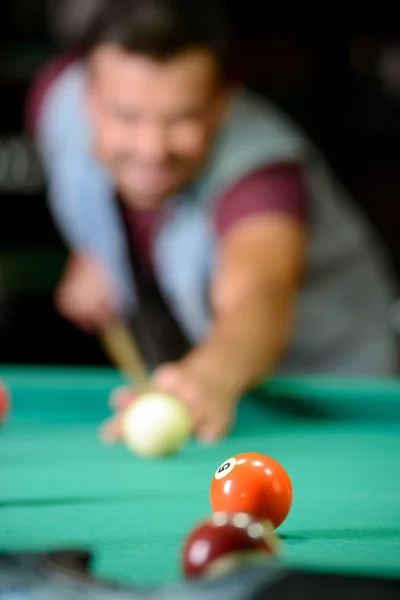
[182,291,293,397]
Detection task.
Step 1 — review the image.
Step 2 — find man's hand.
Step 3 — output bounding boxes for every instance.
[100,359,239,444]
[100,213,306,446]
[55,253,114,333]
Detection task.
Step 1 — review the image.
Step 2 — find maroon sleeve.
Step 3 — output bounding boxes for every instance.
[214,162,308,236]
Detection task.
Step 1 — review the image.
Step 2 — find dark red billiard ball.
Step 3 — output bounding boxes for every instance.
[209,452,292,529]
[0,381,9,424]
[181,512,279,578]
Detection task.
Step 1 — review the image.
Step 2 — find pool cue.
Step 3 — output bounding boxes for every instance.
[99,319,151,392]
[260,520,282,555]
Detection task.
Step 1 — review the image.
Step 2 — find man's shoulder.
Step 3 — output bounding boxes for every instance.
[199,89,310,200]
[30,56,94,159]
[26,54,86,138]
[213,162,308,236]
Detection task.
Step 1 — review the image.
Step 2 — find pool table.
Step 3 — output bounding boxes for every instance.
[1,366,400,598]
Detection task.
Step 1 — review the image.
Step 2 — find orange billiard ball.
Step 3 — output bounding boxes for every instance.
[209,452,292,529]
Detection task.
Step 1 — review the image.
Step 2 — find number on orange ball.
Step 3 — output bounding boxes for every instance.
[209,452,292,529]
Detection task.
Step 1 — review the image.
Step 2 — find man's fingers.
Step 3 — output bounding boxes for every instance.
[152,364,181,391]
[195,409,235,444]
[154,365,200,406]
[99,413,124,444]
[109,386,137,411]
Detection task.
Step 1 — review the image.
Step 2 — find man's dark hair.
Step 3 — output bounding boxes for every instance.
[48,0,231,74]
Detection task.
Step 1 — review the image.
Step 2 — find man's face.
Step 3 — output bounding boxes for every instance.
[87,45,229,208]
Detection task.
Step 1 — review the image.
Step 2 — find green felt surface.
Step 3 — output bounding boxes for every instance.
[1,366,400,586]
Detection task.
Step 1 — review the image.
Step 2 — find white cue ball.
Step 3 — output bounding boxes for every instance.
[121,392,191,457]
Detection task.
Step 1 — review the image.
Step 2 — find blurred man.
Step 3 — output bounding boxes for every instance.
[28,0,397,441]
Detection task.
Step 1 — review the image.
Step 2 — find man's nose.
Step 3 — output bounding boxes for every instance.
[134,122,169,163]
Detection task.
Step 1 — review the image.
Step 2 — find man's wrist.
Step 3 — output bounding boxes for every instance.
[182,339,253,400]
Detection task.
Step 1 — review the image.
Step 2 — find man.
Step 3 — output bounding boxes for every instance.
[28,0,397,442]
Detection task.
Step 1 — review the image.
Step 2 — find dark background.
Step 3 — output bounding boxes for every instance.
[1,1,400,365]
